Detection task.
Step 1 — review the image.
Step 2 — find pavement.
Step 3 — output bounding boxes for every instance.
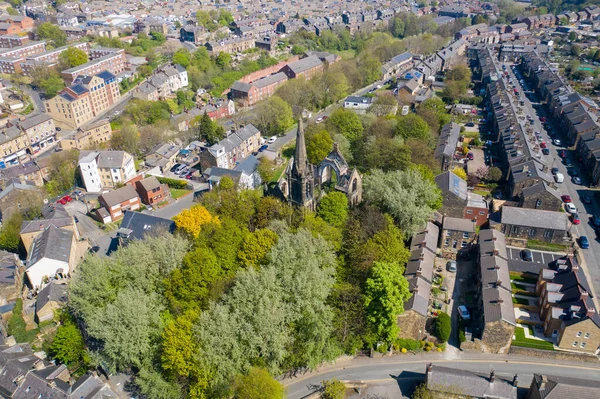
[151,192,195,220]
[283,353,600,399]
[508,63,600,297]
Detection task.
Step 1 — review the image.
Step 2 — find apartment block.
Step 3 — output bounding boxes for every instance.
[230,72,288,106]
[78,150,136,193]
[0,35,29,48]
[61,50,126,84]
[20,42,90,75]
[204,37,255,55]
[45,70,120,129]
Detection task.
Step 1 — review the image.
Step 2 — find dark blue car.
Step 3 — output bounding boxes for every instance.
[258,144,269,152]
[580,236,590,249]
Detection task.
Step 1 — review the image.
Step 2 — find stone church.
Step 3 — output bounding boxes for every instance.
[276,118,362,209]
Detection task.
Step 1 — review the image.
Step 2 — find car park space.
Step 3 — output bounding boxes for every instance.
[506,247,563,265]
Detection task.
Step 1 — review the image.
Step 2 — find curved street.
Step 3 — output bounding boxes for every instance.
[283,353,600,399]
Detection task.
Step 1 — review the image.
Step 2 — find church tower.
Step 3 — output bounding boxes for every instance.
[287,118,315,210]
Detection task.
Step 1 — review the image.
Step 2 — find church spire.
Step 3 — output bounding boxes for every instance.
[292,118,307,177]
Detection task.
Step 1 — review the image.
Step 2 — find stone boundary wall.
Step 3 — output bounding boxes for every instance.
[509,345,599,363]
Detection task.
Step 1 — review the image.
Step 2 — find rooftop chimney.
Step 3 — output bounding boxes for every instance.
[490,370,496,383]
[494,264,501,270]
[496,280,502,287]
[493,249,499,256]
[513,374,518,387]
[587,306,596,319]
[416,268,422,277]
[426,363,433,383]
[419,252,425,261]
[497,298,504,304]
[492,236,497,241]
[540,375,548,390]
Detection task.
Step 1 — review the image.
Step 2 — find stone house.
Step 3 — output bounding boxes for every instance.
[59,119,112,150]
[0,250,23,305]
[526,374,600,399]
[519,182,562,212]
[145,143,180,173]
[497,206,569,244]
[465,193,489,227]
[230,72,288,106]
[97,185,141,223]
[425,364,517,399]
[441,216,476,256]
[20,205,78,256]
[536,256,600,353]
[205,37,255,55]
[280,55,324,80]
[35,281,67,323]
[198,124,261,171]
[381,52,413,81]
[435,171,468,219]
[0,162,44,187]
[78,150,136,193]
[398,221,439,339]
[434,122,460,171]
[476,229,516,353]
[25,225,76,290]
[508,160,553,199]
[0,179,42,222]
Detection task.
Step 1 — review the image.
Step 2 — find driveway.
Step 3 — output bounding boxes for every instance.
[506,247,563,265]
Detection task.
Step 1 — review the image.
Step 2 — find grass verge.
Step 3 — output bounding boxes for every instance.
[512,327,555,350]
[526,240,570,252]
[170,188,191,200]
[510,273,538,284]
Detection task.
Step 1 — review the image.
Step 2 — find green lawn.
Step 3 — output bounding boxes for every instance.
[511,282,529,292]
[512,327,555,351]
[170,188,191,200]
[526,240,570,253]
[512,296,530,305]
[510,273,538,284]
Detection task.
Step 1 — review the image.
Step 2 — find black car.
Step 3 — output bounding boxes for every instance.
[465,122,475,127]
[551,167,559,175]
[521,249,533,262]
[89,246,100,253]
[170,163,181,172]
[55,127,61,132]
[564,159,573,167]
[568,169,578,177]
[542,148,550,155]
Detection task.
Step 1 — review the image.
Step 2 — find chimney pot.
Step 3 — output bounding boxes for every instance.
[513,374,518,387]
[490,370,496,383]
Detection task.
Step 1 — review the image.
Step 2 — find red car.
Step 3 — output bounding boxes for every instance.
[540,117,546,122]
[56,195,73,205]
[540,142,547,148]
[572,214,581,225]
[561,195,572,203]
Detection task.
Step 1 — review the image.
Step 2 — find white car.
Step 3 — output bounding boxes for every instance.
[267,136,277,144]
[316,116,324,123]
[565,203,577,214]
[553,139,562,146]
[458,305,470,320]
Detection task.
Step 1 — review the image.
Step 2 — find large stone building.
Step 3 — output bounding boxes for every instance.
[61,49,126,84]
[60,119,112,150]
[45,71,120,129]
[198,124,261,170]
[277,119,362,209]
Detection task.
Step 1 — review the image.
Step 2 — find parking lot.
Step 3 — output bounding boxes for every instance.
[506,247,563,265]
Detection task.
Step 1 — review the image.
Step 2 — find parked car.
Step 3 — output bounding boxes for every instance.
[564,158,573,167]
[540,142,547,148]
[540,116,546,122]
[258,144,268,152]
[55,127,61,132]
[267,136,277,144]
[561,195,572,203]
[170,163,181,173]
[572,214,581,225]
[458,305,471,320]
[447,261,457,273]
[572,176,582,185]
[551,167,560,175]
[553,139,562,146]
[316,116,324,123]
[465,122,475,127]
[579,236,590,249]
[592,215,600,227]
[542,148,550,155]
[467,152,474,160]
[521,249,533,262]
[565,203,577,214]
[56,195,72,205]
[559,150,567,158]
[185,173,193,179]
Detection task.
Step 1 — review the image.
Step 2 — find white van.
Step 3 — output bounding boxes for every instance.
[554,173,564,183]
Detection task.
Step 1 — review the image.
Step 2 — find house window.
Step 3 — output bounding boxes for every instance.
[581,342,586,348]
[576,331,582,337]
[444,238,450,246]
[461,241,467,248]
[453,240,458,249]
[529,228,536,236]
[463,232,470,239]
[544,230,554,238]
[585,333,590,339]
[573,341,578,347]
[466,210,473,214]
[512,226,519,233]
[479,211,486,215]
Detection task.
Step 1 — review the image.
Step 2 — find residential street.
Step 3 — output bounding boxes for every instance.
[283,353,600,399]
[506,63,600,298]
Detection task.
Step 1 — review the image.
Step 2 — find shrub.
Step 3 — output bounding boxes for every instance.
[394,338,420,351]
[459,329,466,343]
[322,379,346,399]
[435,312,452,343]
[155,176,188,189]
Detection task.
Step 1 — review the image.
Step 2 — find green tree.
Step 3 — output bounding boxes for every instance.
[36,22,67,46]
[173,48,191,68]
[364,262,411,343]
[110,124,140,155]
[233,368,285,399]
[330,283,367,353]
[58,46,89,68]
[197,112,222,144]
[360,137,412,172]
[49,314,89,368]
[215,52,231,68]
[306,127,333,164]
[0,213,23,253]
[237,229,279,268]
[6,7,18,15]
[486,166,502,182]
[568,31,577,42]
[396,113,430,141]
[161,310,199,379]
[322,379,346,399]
[435,312,451,343]
[327,108,364,142]
[317,191,348,228]
[254,96,294,136]
[363,169,442,234]
[46,149,79,197]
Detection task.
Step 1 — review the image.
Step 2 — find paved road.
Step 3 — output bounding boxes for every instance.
[283,354,600,399]
[508,63,600,297]
[152,192,195,219]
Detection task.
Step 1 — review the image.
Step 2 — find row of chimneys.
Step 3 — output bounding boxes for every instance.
[425,364,518,386]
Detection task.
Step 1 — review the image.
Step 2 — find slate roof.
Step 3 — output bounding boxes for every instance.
[234,155,259,175]
[410,221,439,253]
[530,374,600,399]
[443,217,476,233]
[0,250,21,287]
[434,122,460,159]
[16,113,52,131]
[20,217,73,235]
[405,276,431,316]
[285,55,322,74]
[0,343,37,398]
[137,176,161,192]
[209,124,260,155]
[435,171,468,200]
[36,282,67,312]
[27,225,73,267]
[478,229,507,259]
[501,206,569,231]
[0,179,38,201]
[426,365,516,399]
[99,185,138,208]
[79,150,129,169]
[117,210,175,241]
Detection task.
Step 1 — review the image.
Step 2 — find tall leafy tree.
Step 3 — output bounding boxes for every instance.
[364,262,411,343]
[395,113,430,141]
[233,368,285,399]
[254,96,294,136]
[306,128,333,164]
[36,22,67,46]
[58,47,89,68]
[317,191,349,228]
[327,108,364,143]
